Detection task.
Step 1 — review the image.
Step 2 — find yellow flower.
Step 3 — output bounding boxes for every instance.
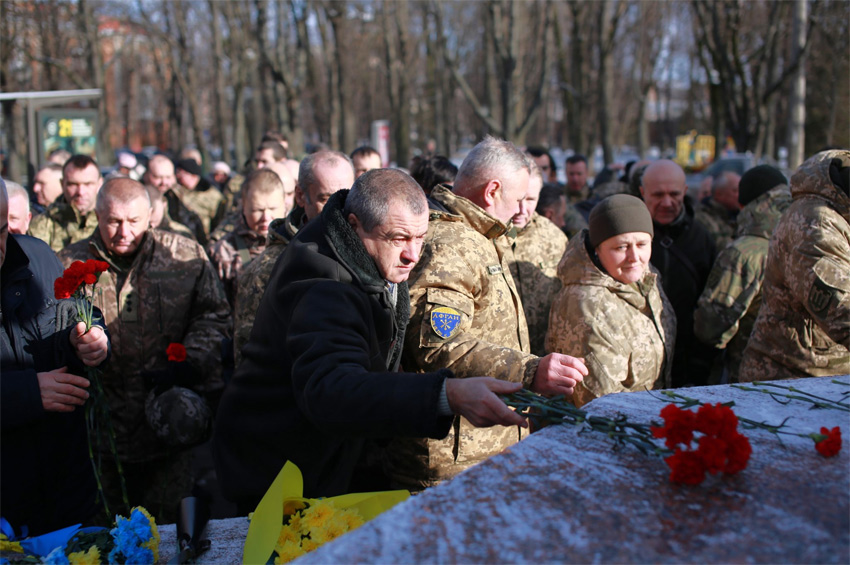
[68,545,100,565]
[0,534,23,554]
[275,524,300,551]
[300,499,335,532]
[273,539,305,564]
[341,509,365,530]
[134,506,160,563]
[300,538,319,553]
[283,498,307,516]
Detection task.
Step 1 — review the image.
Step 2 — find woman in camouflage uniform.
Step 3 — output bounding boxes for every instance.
[547,194,676,407]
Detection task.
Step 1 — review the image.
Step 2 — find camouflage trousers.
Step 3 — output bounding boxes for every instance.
[94,449,194,526]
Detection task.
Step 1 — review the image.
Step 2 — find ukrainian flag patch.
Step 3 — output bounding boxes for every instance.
[430,306,462,339]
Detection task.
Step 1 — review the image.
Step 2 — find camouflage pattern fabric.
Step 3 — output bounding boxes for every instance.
[509,212,568,356]
[233,209,304,366]
[694,185,792,382]
[207,215,267,305]
[144,386,212,447]
[546,230,676,407]
[59,229,231,463]
[563,202,589,238]
[392,185,538,491]
[27,196,98,253]
[172,183,227,238]
[221,173,245,214]
[565,183,590,205]
[157,209,196,241]
[207,210,240,247]
[740,150,850,382]
[695,198,737,251]
[165,189,207,245]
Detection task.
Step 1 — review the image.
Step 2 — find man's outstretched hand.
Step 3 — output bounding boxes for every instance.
[446,377,527,428]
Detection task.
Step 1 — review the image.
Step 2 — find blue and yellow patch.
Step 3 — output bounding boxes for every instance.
[430,306,462,339]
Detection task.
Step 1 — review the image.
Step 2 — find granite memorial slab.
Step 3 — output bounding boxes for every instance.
[158,375,849,564]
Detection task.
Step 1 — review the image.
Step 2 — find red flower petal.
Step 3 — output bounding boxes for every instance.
[666,448,706,485]
[166,342,187,363]
[815,426,842,458]
[697,435,728,475]
[723,432,752,474]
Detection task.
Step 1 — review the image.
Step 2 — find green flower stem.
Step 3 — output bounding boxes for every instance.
[730,382,850,412]
[500,389,669,458]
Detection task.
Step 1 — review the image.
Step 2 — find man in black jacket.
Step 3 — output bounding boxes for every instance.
[213,169,525,513]
[0,179,109,535]
[640,160,718,386]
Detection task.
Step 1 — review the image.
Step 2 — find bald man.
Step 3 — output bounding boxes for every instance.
[59,177,230,524]
[640,159,717,387]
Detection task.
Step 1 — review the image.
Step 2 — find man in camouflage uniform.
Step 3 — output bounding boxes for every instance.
[145,155,207,245]
[208,169,286,305]
[396,136,587,490]
[565,154,591,205]
[509,164,568,356]
[59,178,231,524]
[695,171,741,251]
[739,150,850,382]
[694,166,791,383]
[28,154,102,252]
[233,151,355,365]
[175,159,227,239]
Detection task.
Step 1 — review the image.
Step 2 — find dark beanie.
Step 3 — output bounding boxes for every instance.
[176,158,202,177]
[588,194,654,248]
[738,165,786,206]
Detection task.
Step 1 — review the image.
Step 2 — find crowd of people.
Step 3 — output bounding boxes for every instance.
[1,134,847,535]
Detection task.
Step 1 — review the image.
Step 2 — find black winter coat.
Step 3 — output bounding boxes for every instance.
[650,198,718,386]
[214,191,452,508]
[0,235,97,535]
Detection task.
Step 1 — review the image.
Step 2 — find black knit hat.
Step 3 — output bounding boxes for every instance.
[588,194,654,248]
[175,158,202,177]
[738,165,786,206]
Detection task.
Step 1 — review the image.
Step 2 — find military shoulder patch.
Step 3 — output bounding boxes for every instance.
[430,306,462,339]
[808,277,837,316]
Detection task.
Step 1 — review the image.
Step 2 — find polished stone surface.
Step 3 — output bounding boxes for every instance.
[158,376,849,564]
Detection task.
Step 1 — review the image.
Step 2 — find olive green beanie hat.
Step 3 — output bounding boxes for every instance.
[588,194,654,248]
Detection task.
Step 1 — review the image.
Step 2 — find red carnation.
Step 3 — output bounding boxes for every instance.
[167,343,187,363]
[652,404,697,449]
[697,435,728,475]
[54,277,73,299]
[666,448,706,485]
[695,403,739,437]
[722,432,752,474]
[814,426,842,458]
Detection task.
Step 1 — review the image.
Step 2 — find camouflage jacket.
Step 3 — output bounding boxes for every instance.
[165,189,207,245]
[509,213,568,356]
[233,208,305,366]
[207,211,240,247]
[221,173,245,214]
[695,198,738,251]
[546,231,675,407]
[158,209,196,241]
[207,215,267,305]
[172,182,227,239]
[566,183,590,205]
[27,196,98,253]
[694,185,792,382]
[563,202,589,239]
[740,150,850,382]
[392,185,537,490]
[59,229,231,462]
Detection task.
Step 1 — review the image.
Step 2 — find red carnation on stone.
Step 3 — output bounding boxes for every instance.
[666,449,705,485]
[814,426,842,458]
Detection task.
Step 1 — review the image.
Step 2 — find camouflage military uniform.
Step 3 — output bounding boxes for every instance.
[165,189,207,245]
[546,230,675,407]
[694,185,792,382]
[208,215,267,305]
[27,196,98,253]
[509,212,568,356]
[171,183,227,239]
[207,211,240,247]
[221,173,245,213]
[392,185,538,490]
[740,151,850,382]
[157,209,196,241]
[563,202,589,238]
[233,209,305,366]
[59,228,231,523]
[695,198,738,251]
[565,183,590,205]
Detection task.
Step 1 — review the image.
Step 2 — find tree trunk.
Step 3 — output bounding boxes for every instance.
[785,0,807,170]
[209,0,230,162]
